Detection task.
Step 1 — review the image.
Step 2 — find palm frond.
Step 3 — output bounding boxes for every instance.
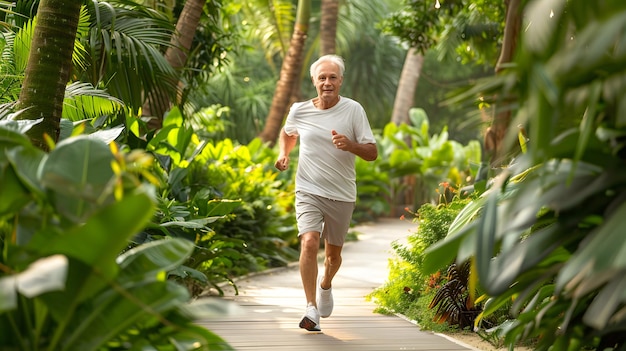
[0,33,17,102]
[63,82,124,122]
[82,0,178,112]
[241,0,295,65]
[72,6,92,72]
[12,12,31,72]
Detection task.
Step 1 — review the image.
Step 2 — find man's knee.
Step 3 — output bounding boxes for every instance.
[300,232,320,252]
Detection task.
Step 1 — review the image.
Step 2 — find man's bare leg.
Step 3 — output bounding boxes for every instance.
[321,239,343,289]
[299,231,321,306]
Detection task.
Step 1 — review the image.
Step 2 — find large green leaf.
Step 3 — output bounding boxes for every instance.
[116,238,195,282]
[0,124,32,159]
[40,136,115,222]
[0,255,69,312]
[475,192,497,287]
[6,145,46,197]
[204,199,243,217]
[62,281,190,351]
[62,242,231,350]
[583,274,626,330]
[0,162,31,216]
[483,224,566,295]
[422,221,477,275]
[28,192,155,308]
[557,201,626,295]
[86,0,177,113]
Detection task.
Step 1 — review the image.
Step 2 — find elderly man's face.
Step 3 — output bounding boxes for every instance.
[312,61,343,102]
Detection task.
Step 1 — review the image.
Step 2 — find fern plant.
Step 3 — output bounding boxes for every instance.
[429,261,480,329]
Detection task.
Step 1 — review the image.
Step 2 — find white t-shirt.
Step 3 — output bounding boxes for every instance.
[283,96,376,202]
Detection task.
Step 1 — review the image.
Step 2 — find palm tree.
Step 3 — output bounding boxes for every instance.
[391,47,423,125]
[0,0,173,140]
[258,0,311,146]
[16,0,82,150]
[183,0,297,144]
[81,0,177,119]
[483,0,521,165]
[144,0,207,130]
[319,0,339,55]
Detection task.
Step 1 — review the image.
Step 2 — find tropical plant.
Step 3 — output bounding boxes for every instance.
[380,0,508,159]
[144,0,236,129]
[188,55,276,144]
[15,0,82,149]
[423,1,626,350]
[367,194,472,329]
[412,50,492,145]
[353,153,391,222]
[143,0,208,128]
[380,0,505,66]
[0,13,124,122]
[429,261,479,329]
[81,0,178,118]
[0,118,232,350]
[189,0,406,145]
[259,0,311,146]
[189,136,300,272]
[373,107,481,210]
[140,107,299,296]
[0,1,161,140]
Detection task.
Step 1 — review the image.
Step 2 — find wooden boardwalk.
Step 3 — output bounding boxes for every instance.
[195,218,477,351]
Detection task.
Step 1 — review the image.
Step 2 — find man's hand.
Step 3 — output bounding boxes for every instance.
[275,156,289,171]
[331,129,350,150]
[332,129,377,161]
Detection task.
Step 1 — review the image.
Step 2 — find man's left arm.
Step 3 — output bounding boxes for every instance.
[331,129,377,161]
[349,142,378,161]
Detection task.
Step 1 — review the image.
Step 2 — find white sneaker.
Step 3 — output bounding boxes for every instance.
[317,275,334,318]
[299,303,321,331]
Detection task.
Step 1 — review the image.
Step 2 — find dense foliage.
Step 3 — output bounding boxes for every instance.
[126,106,299,296]
[379,0,505,64]
[0,118,233,350]
[0,98,300,349]
[0,0,506,349]
[355,108,481,220]
[422,1,626,350]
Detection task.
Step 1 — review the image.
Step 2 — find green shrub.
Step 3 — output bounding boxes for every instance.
[368,192,472,328]
[355,109,481,221]
[0,120,232,350]
[138,109,298,296]
[423,3,626,349]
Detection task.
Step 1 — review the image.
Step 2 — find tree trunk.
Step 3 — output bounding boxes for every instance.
[145,0,206,130]
[320,0,339,55]
[390,47,424,215]
[259,0,311,147]
[285,0,338,107]
[391,47,424,125]
[485,0,522,166]
[16,0,81,150]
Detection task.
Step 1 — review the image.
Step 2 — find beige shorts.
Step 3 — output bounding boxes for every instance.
[295,191,355,247]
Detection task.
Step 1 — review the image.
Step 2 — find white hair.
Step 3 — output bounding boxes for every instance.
[310,54,345,78]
